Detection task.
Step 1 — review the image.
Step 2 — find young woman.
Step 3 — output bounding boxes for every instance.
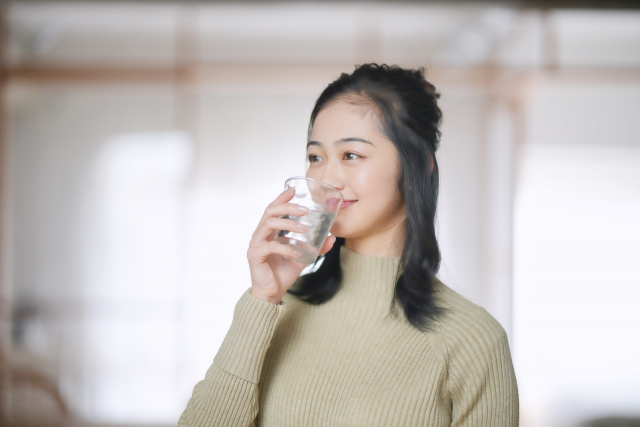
[178,63,519,426]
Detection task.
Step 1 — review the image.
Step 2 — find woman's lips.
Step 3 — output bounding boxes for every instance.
[340,200,357,209]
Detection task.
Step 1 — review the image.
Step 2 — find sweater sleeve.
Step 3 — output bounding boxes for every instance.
[177,287,287,427]
[446,314,519,427]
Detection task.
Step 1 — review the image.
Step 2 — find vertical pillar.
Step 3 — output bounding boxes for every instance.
[479,92,516,342]
[0,4,13,420]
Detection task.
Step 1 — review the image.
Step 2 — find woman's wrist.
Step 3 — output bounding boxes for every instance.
[250,288,282,305]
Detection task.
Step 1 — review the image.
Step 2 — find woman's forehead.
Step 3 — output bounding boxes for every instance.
[310,100,381,139]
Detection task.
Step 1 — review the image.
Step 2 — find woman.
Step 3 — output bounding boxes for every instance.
[178,63,519,426]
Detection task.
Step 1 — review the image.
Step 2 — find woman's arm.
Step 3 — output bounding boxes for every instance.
[178,288,287,427]
[446,316,519,427]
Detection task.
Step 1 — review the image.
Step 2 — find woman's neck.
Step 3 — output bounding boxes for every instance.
[344,222,406,258]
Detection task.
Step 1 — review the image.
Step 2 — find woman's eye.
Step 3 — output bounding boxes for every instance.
[308,153,361,162]
[343,152,361,160]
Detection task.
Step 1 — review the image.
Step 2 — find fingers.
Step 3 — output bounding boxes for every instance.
[253,188,310,243]
[247,240,303,264]
[257,188,297,227]
[252,216,310,243]
[271,187,295,204]
[263,202,310,223]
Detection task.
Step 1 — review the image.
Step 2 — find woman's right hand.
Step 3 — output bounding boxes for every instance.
[247,187,336,305]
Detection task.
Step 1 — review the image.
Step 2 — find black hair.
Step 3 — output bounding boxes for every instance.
[286,63,444,332]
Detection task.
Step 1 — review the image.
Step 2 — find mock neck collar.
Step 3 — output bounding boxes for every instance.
[338,245,403,297]
[339,244,402,264]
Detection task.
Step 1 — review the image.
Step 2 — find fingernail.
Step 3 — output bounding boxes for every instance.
[297,223,311,231]
[296,205,309,212]
[292,249,303,258]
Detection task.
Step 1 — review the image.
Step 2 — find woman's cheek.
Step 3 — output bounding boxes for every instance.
[351,168,380,195]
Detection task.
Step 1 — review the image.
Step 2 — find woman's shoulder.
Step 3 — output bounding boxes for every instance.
[431,278,510,362]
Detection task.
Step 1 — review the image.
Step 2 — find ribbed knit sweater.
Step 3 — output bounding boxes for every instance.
[178,245,519,426]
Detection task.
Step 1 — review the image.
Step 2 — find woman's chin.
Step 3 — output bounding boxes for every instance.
[329,223,356,240]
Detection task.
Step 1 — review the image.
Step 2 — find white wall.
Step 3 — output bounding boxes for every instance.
[513,80,640,426]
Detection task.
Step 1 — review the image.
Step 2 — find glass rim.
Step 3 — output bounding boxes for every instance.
[285,176,343,198]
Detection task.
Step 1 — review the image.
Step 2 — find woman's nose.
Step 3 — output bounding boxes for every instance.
[314,157,344,190]
[319,173,344,191]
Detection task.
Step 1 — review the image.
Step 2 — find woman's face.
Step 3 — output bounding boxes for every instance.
[306,99,406,240]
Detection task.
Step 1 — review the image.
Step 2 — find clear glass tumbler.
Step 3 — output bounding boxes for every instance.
[275,176,343,264]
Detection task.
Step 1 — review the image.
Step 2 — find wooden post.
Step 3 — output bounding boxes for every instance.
[0,4,13,421]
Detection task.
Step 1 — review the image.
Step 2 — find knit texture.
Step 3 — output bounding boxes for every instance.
[178,245,519,426]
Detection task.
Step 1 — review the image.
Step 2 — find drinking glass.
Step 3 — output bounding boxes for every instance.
[274,176,343,264]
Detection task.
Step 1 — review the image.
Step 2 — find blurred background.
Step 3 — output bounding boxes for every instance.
[0,1,638,426]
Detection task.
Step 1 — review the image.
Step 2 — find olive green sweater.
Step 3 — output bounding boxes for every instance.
[178,245,519,426]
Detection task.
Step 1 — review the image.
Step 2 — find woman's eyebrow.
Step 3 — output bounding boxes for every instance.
[306,137,375,148]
